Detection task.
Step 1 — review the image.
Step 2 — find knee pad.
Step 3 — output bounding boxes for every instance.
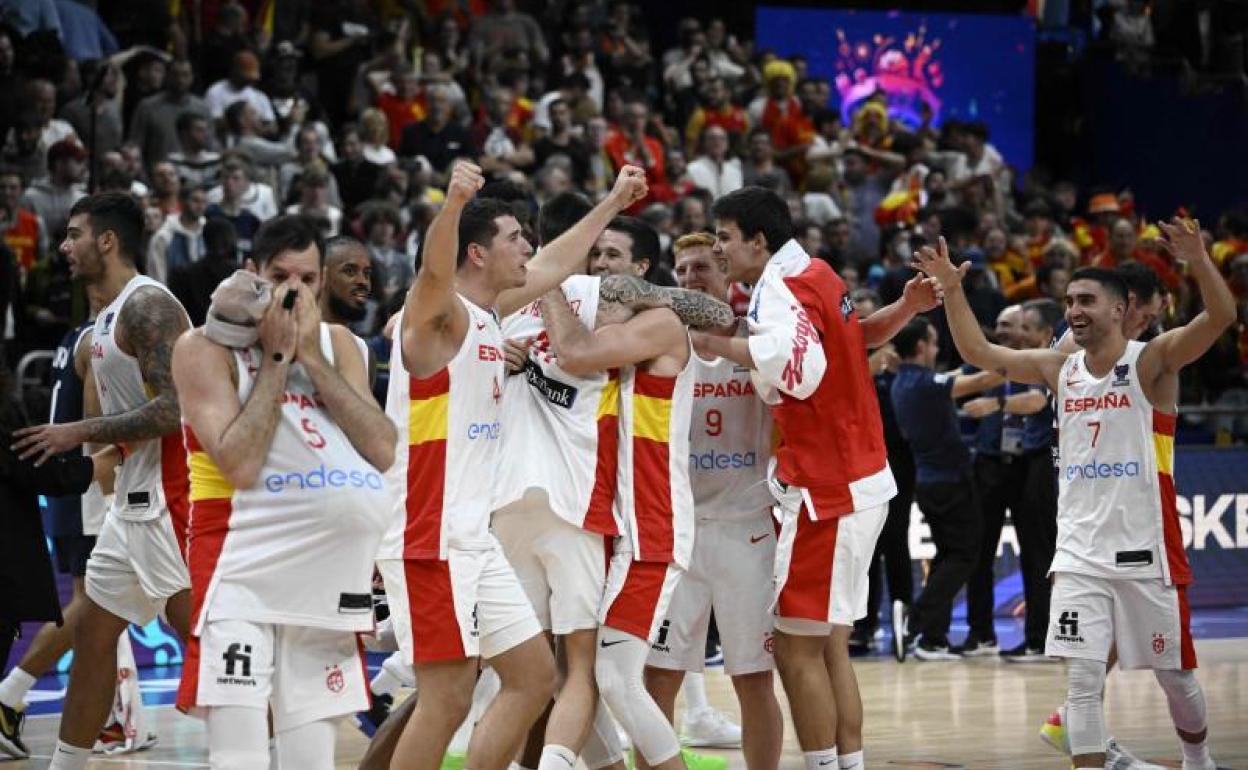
[1065,658,1107,756]
[275,718,337,770]
[1154,669,1206,734]
[594,633,679,765]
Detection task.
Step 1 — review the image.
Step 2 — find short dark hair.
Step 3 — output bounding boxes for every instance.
[251,214,325,268]
[1115,260,1163,304]
[325,234,367,263]
[175,110,206,135]
[893,316,933,359]
[1023,298,1062,333]
[1069,266,1128,304]
[203,217,238,258]
[712,186,793,251]
[537,192,592,246]
[224,100,248,135]
[457,198,516,268]
[605,216,660,265]
[69,192,144,263]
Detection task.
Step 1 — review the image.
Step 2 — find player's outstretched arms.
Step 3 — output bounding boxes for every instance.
[1141,218,1238,379]
[598,274,734,330]
[496,165,649,317]
[913,238,1064,389]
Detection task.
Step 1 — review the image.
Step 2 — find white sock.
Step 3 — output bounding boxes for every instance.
[370,667,403,697]
[0,667,37,709]
[536,744,578,770]
[838,749,864,769]
[803,747,838,770]
[48,741,92,770]
[682,672,710,712]
[1180,737,1212,767]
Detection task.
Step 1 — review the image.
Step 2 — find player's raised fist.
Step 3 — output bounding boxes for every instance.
[608,165,648,211]
[447,161,484,205]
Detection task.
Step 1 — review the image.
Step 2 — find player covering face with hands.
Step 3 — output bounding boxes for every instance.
[911,220,1233,770]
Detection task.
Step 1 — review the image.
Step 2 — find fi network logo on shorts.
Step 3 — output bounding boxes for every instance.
[263,465,384,493]
[1053,611,1084,645]
[218,643,257,687]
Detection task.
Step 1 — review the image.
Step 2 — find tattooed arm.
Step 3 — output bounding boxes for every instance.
[13,287,189,464]
[598,275,734,330]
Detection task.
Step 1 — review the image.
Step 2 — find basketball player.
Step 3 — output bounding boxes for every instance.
[375,161,648,770]
[537,263,697,770]
[171,215,395,770]
[642,233,784,770]
[696,186,940,770]
[0,284,156,758]
[914,222,1230,770]
[494,200,734,770]
[320,235,373,328]
[12,192,192,770]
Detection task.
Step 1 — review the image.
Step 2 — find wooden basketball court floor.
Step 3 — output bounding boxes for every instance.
[11,638,1246,769]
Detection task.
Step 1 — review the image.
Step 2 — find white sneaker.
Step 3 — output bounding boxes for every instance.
[1105,738,1166,769]
[680,707,742,748]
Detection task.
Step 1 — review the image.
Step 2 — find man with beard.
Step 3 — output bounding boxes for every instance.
[916,223,1231,770]
[321,235,373,330]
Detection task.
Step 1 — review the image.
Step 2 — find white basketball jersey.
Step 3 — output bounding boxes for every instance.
[615,344,696,569]
[1053,341,1190,585]
[380,296,505,560]
[688,351,774,522]
[497,275,621,535]
[91,274,190,526]
[185,325,390,632]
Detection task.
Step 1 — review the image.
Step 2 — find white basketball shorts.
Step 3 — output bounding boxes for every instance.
[177,617,368,732]
[646,517,775,675]
[1046,571,1197,670]
[493,489,610,635]
[86,511,190,627]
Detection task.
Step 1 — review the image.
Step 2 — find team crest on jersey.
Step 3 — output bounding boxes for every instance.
[840,292,854,321]
[1152,633,1166,655]
[748,291,761,323]
[1113,363,1130,387]
[100,312,115,335]
[325,664,345,693]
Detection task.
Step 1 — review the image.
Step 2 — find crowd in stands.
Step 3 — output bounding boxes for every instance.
[0,0,1245,437]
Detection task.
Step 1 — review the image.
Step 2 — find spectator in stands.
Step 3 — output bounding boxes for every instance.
[3,81,78,179]
[374,67,426,150]
[533,99,590,189]
[205,50,276,133]
[683,77,749,158]
[359,108,397,167]
[309,0,380,126]
[948,121,1008,201]
[750,59,814,183]
[224,100,298,177]
[167,112,222,190]
[841,147,891,265]
[0,168,46,277]
[20,139,87,243]
[199,2,250,88]
[1,113,46,186]
[285,161,342,237]
[332,124,383,219]
[360,202,409,333]
[604,95,670,208]
[129,59,211,171]
[59,61,123,159]
[471,85,534,179]
[280,125,342,208]
[149,161,181,217]
[801,163,843,227]
[168,217,238,327]
[687,125,743,200]
[207,150,276,221]
[146,183,206,284]
[205,158,263,256]
[741,128,791,194]
[398,87,469,180]
[469,0,549,73]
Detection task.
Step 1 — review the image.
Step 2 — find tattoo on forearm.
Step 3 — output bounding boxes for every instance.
[598,275,734,329]
[83,288,188,444]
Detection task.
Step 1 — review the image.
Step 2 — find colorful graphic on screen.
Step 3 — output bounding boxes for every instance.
[755,7,1036,170]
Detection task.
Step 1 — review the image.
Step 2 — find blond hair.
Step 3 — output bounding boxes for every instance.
[673,232,727,271]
